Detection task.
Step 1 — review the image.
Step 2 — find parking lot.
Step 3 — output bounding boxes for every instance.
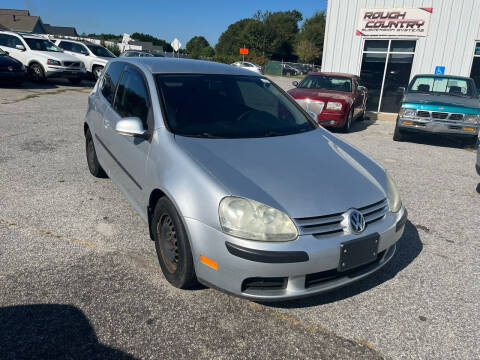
[0,77,479,360]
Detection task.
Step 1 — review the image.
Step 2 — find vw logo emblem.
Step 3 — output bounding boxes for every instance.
[349,209,365,234]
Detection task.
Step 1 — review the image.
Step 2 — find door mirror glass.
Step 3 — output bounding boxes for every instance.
[115,117,146,137]
[15,44,25,51]
[357,85,367,92]
[292,80,299,87]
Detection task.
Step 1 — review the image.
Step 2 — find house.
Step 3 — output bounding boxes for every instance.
[43,24,78,37]
[0,9,46,33]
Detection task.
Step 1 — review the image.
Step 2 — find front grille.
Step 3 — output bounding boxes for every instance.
[305,249,387,288]
[449,113,464,121]
[242,277,287,292]
[294,199,388,237]
[432,112,448,119]
[63,61,80,67]
[416,110,430,118]
[295,99,324,115]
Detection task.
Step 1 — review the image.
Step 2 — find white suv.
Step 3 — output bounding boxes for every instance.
[0,31,86,83]
[54,39,115,79]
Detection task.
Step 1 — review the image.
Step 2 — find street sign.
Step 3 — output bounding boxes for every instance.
[435,66,445,75]
[171,38,181,52]
[239,48,249,55]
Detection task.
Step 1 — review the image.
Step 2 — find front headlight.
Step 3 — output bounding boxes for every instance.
[464,114,480,124]
[219,196,298,241]
[399,108,416,117]
[326,101,343,111]
[46,59,61,66]
[386,172,402,213]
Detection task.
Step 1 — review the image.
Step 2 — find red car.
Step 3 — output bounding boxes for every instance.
[287,73,368,132]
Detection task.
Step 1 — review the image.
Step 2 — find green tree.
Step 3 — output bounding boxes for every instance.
[295,39,320,63]
[263,10,302,60]
[131,32,173,52]
[296,11,326,63]
[186,36,215,59]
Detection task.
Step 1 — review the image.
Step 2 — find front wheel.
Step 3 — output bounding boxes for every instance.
[29,63,45,83]
[152,197,197,289]
[464,135,478,148]
[393,123,405,142]
[92,66,103,80]
[341,108,354,133]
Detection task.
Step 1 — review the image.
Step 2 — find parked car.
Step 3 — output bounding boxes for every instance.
[287,72,368,132]
[0,47,25,85]
[54,39,115,80]
[231,61,263,74]
[120,50,165,58]
[282,63,300,76]
[84,58,406,301]
[394,74,480,145]
[0,31,86,84]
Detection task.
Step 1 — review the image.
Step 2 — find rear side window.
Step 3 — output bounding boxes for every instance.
[0,34,23,48]
[100,62,125,104]
[71,43,88,54]
[113,66,150,127]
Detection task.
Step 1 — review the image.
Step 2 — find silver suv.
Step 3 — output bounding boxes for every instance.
[84,58,407,301]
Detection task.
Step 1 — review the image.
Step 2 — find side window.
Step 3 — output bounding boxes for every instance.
[58,41,72,51]
[71,43,88,54]
[0,34,23,48]
[113,66,151,128]
[100,62,125,104]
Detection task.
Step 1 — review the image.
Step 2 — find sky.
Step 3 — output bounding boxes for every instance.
[2,0,327,47]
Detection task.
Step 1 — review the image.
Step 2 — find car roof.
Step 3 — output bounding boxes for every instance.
[110,57,263,76]
[55,38,97,45]
[413,74,473,81]
[0,30,45,39]
[308,72,357,78]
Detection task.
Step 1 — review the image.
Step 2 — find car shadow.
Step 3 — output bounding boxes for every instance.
[400,131,478,149]
[262,220,422,309]
[0,304,137,359]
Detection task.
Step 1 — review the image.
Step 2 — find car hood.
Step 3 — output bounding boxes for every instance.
[288,88,352,103]
[0,55,22,67]
[30,50,82,62]
[175,129,386,218]
[404,92,480,110]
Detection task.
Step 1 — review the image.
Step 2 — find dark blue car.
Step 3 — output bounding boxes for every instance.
[0,47,25,85]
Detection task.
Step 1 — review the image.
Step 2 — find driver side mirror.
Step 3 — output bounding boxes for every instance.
[357,85,367,92]
[398,86,406,94]
[115,117,147,137]
[292,80,299,87]
[15,44,25,51]
[4,50,9,55]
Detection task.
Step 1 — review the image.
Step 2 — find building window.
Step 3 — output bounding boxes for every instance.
[470,42,480,90]
[360,39,416,113]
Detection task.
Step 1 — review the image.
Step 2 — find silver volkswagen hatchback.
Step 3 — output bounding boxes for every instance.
[84,58,407,301]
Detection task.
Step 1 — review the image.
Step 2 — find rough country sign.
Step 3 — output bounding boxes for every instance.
[356,8,433,37]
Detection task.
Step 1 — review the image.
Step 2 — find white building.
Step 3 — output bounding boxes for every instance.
[322,0,480,112]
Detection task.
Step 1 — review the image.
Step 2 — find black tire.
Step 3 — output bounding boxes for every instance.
[29,63,45,83]
[464,135,478,148]
[68,77,82,85]
[342,108,354,133]
[393,123,405,142]
[152,197,197,289]
[85,128,107,178]
[357,110,365,121]
[92,65,103,80]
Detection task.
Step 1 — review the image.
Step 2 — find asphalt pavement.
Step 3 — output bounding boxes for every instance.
[0,78,479,359]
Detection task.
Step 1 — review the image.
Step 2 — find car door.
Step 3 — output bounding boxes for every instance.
[91,61,125,177]
[59,41,90,68]
[102,64,153,212]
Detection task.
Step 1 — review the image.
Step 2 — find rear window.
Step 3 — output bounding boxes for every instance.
[409,76,475,97]
[156,74,316,138]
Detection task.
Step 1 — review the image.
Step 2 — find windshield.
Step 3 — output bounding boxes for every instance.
[156,74,317,138]
[298,75,352,92]
[87,44,115,57]
[409,76,475,97]
[24,38,62,52]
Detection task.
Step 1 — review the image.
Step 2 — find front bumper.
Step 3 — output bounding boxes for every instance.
[46,66,86,79]
[0,70,25,80]
[317,111,347,128]
[398,116,479,136]
[186,207,407,301]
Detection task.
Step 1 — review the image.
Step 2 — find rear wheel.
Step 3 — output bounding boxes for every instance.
[85,128,107,178]
[29,63,45,83]
[152,197,197,289]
